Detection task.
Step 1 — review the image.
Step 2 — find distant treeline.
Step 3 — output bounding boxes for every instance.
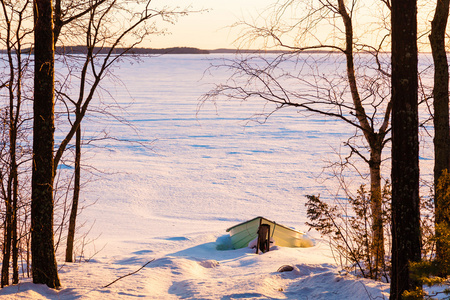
[56,46,211,55]
[0,46,328,55]
[0,46,211,55]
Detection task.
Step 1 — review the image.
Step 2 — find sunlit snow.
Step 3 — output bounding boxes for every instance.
[2,53,437,299]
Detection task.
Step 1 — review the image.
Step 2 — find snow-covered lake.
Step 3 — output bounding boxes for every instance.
[76,54,368,242]
[3,53,437,299]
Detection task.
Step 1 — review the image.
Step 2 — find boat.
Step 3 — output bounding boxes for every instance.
[226,216,314,250]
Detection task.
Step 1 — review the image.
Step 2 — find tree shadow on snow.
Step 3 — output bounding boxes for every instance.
[221,292,281,299]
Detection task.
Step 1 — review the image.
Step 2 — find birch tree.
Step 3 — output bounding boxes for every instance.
[56,0,191,263]
[203,0,391,280]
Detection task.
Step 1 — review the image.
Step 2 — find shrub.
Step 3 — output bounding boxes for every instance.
[305,184,391,281]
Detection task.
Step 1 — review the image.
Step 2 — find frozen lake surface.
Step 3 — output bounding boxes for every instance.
[77,54,370,241]
[3,53,437,299]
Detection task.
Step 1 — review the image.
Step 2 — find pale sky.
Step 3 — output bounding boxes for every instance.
[145,0,435,51]
[147,0,272,49]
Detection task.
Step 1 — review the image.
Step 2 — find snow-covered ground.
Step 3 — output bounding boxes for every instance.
[0,53,415,299]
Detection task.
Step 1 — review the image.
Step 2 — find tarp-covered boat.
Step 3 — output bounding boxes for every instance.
[226,216,314,250]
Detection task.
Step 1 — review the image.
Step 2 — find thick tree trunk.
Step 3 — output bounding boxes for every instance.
[390,0,421,298]
[65,123,81,262]
[31,0,60,288]
[429,0,450,269]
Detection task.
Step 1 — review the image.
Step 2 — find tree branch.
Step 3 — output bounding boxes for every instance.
[103,259,155,288]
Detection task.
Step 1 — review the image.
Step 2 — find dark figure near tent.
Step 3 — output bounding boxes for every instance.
[257,224,271,254]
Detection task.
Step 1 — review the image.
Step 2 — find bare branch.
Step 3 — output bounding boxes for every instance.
[103,259,155,288]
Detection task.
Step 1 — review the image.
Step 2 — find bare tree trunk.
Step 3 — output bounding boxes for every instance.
[11,107,19,285]
[1,191,12,287]
[337,0,386,279]
[31,0,60,289]
[65,122,81,262]
[369,147,384,279]
[1,8,15,285]
[429,0,450,271]
[390,0,421,298]
[12,176,18,284]
[12,22,24,285]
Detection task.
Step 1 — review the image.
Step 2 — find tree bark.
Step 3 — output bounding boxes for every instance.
[31,0,61,289]
[390,0,421,298]
[369,146,384,279]
[429,0,450,269]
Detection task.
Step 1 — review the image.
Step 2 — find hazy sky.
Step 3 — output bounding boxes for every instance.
[148,0,272,49]
[145,1,431,51]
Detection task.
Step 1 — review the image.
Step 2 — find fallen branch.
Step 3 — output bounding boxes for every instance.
[103,259,155,288]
